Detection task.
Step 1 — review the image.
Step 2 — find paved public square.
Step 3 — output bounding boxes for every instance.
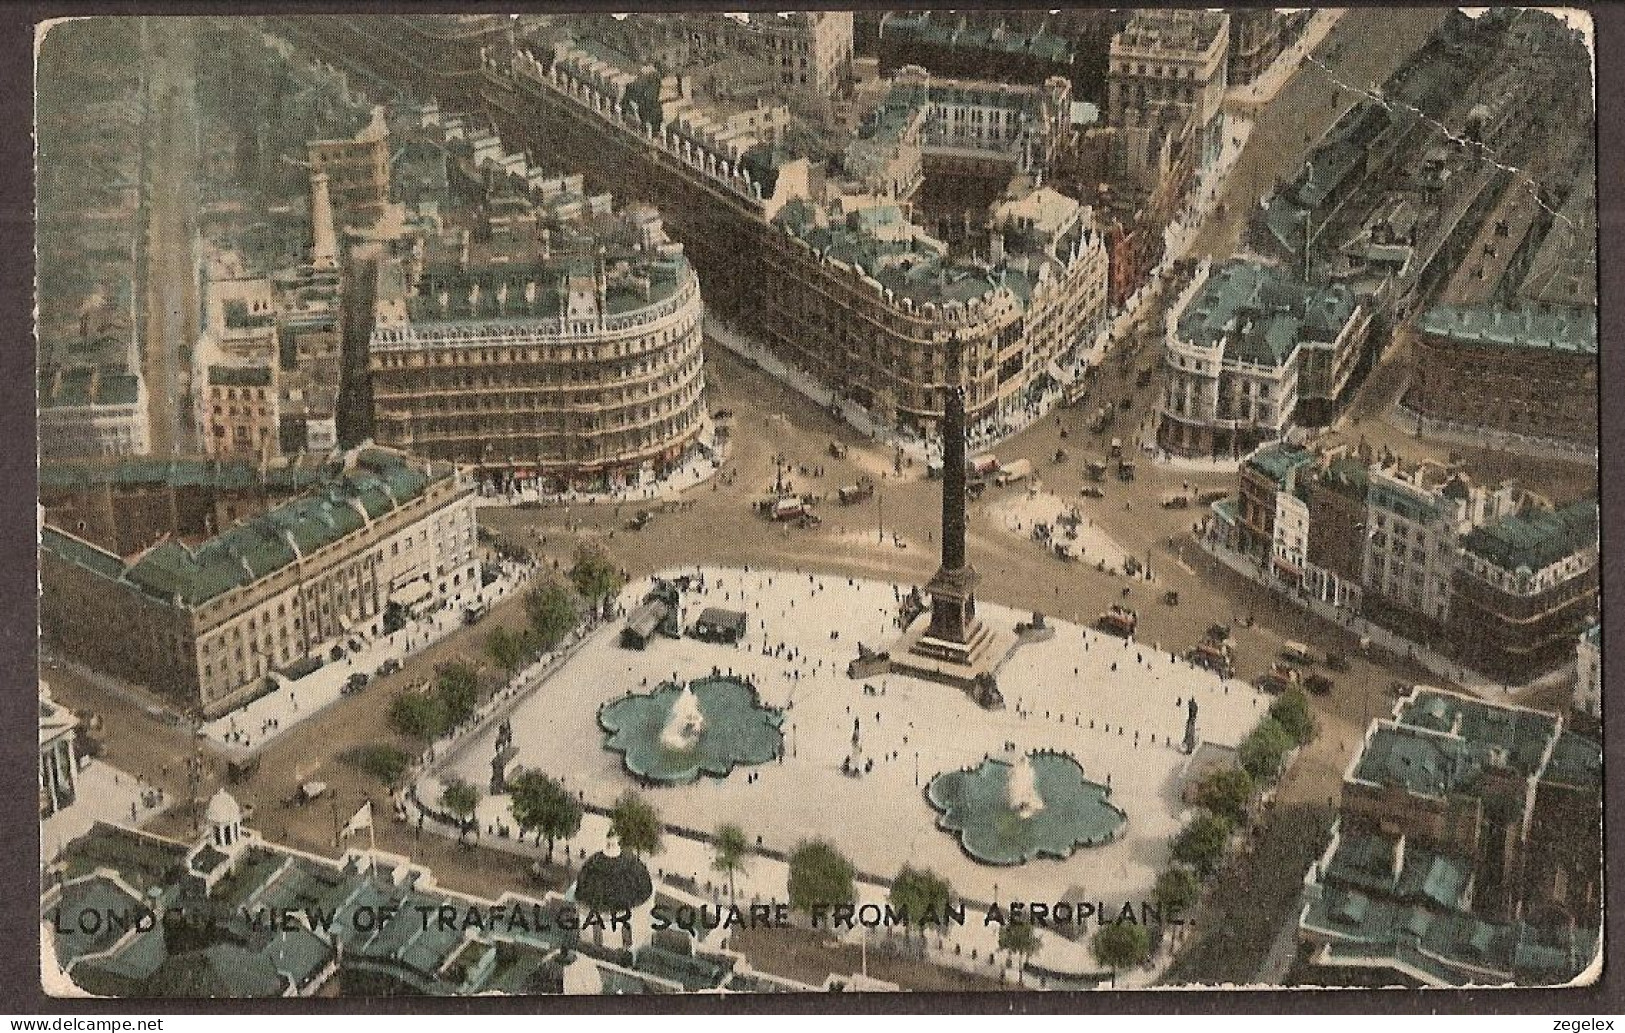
[436,565,1268,911]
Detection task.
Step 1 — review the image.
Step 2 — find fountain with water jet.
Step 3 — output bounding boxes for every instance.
[926,750,1124,866]
[599,676,783,784]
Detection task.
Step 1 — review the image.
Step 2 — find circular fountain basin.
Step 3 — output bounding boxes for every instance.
[599,676,784,784]
[926,751,1126,866]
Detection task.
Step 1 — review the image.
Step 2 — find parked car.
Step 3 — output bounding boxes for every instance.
[1080,486,1105,499]
[1281,641,1316,665]
[1305,673,1334,695]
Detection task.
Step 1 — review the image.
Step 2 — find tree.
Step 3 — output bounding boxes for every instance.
[510,770,581,863]
[440,778,481,842]
[388,689,448,740]
[525,580,579,651]
[1152,865,1201,918]
[786,839,855,916]
[998,919,1039,984]
[889,865,952,957]
[341,744,413,788]
[1239,716,1296,780]
[712,823,750,900]
[1194,766,1255,825]
[1092,922,1151,976]
[485,626,527,681]
[1171,811,1233,878]
[609,791,663,857]
[570,545,624,616]
[1269,687,1317,745]
[436,661,482,727]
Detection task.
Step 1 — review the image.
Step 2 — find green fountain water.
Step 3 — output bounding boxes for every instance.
[600,676,784,784]
[926,751,1125,866]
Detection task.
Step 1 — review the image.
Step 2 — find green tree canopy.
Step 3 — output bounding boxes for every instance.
[388,689,448,740]
[485,626,528,678]
[1239,716,1296,780]
[1152,864,1201,917]
[436,661,482,726]
[1269,687,1317,745]
[1171,811,1234,878]
[889,865,953,930]
[440,778,480,822]
[609,791,663,857]
[509,770,581,862]
[997,918,1039,956]
[712,823,750,899]
[787,839,856,914]
[341,744,413,788]
[1194,766,1255,825]
[570,545,624,608]
[525,580,580,651]
[1092,921,1151,971]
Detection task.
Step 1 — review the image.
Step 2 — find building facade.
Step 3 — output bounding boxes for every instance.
[1450,500,1599,683]
[1107,10,1228,167]
[306,107,392,227]
[1301,453,1368,611]
[1158,260,1364,459]
[368,200,708,493]
[1406,304,1597,447]
[39,684,79,820]
[38,369,151,461]
[39,447,478,717]
[747,11,853,100]
[202,364,280,460]
[1573,624,1600,721]
[1297,687,1599,987]
[1362,460,1519,631]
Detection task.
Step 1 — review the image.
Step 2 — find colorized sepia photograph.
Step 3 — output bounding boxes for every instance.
[36,7,1601,997]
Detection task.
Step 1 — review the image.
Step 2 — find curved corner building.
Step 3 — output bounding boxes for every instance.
[368,205,707,493]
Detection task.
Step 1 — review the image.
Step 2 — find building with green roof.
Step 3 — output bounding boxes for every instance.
[43,817,834,998]
[1408,303,1598,447]
[1159,259,1367,459]
[1299,686,1599,986]
[38,363,151,460]
[367,113,707,493]
[1450,498,1598,683]
[40,446,479,716]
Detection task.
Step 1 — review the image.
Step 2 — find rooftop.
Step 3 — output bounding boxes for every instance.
[42,449,450,607]
[1460,499,1597,573]
[39,364,142,409]
[1419,304,1597,356]
[208,365,274,389]
[1244,442,1313,487]
[1178,261,1357,367]
[1395,689,1559,778]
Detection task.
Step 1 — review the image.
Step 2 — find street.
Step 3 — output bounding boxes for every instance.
[138,18,200,457]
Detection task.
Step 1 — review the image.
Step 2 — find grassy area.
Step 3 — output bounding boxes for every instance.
[341,743,414,788]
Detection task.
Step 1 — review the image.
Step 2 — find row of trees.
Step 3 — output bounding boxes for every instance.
[484,544,626,681]
[441,779,1144,982]
[1154,687,1320,968]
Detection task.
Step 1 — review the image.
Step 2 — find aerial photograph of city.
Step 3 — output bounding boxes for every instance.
[35,7,1602,997]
